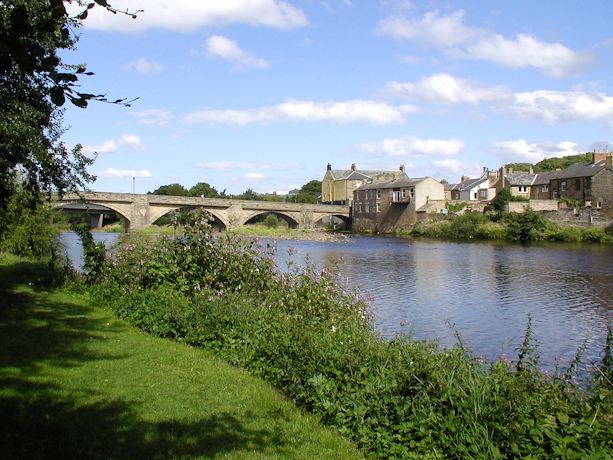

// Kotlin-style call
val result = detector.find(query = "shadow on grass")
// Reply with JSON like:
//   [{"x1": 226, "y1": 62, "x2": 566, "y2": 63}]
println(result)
[
  {"x1": 0, "y1": 377, "x2": 286, "y2": 459},
  {"x1": 0, "y1": 260, "x2": 290, "y2": 458}
]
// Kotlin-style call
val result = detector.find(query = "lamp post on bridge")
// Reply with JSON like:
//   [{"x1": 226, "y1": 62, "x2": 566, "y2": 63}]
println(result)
[{"x1": 132, "y1": 176, "x2": 135, "y2": 195}]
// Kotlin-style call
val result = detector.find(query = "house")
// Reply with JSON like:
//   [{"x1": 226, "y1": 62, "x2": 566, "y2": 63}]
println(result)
[
  {"x1": 530, "y1": 171, "x2": 558, "y2": 200},
  {"x1": 549, "y1": 153, "x2": 613, "y2": 214},
  {"x1": 451, "y1": 168, "x2": 497, "y2": 201},
  {"x1": 321, "y1": 163, "x2": 406, "y2": 206},
  {"x1": 499, "y1": 168, "x2": 536, "y2": 198},
  {"x1": 443, "y1": 183, "x2": 458, "y2": 200},
  {"x1": 352, "y1": 176, "x2": 445, "y2": 232}
]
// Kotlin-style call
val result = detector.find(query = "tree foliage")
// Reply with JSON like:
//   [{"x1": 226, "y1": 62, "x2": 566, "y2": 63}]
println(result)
[
  {"x1": 0, "y1": 0, "x2": 138, "y2": 212},
  {"x1": 149, "y1": 183, "x2": 189, "y2": 196},
  {"x1": 288, "y1": 179, "x2": 321, "y2": 204}
]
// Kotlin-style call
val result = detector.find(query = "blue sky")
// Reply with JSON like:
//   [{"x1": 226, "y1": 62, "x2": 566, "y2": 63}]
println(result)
[{"x1": 62, "y1": 0, "x2": 613, "y2": 194}]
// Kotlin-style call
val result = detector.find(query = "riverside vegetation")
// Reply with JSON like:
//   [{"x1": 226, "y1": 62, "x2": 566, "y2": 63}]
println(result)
[{"x1": 87, "y1": 209, "x2": 611, "y2": 459}]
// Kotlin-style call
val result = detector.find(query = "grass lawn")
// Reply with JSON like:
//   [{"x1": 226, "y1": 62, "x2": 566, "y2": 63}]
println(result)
[{"x1": 0, "y1": 256, "x2": 362, "y2": 459}]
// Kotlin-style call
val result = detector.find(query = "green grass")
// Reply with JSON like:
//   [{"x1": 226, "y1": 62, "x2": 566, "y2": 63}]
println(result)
[{"x1": 0, "y1": 257, "x2": 362, "y2": 459}]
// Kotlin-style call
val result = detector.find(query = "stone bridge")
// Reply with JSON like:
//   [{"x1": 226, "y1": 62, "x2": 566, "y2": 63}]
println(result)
[{"x1": 55, "y1": 192, "x2": 351, "y2": 231}]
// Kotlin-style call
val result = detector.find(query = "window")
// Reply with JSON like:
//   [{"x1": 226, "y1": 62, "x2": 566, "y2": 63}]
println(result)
[
  {"x1": 575, "y1": 179, "x2": 581, "y2": 190},
  {"x1": 596, "y1": 201, "x2": 602, "y2": 209},
  {"x1": 473, "y1": 192, "x2": 478, "y2": 199},
  {"x1": 542, "y1": 185, "x2": 549, "y2": 192},
  {"x1": 376, "y1": 202, "x2": 380, "y2": 212},
  {"x1": 376, "y1": 189, "x2": 380, "y2": 199},
  {"x1": 561, "y1": 181, "x2": 567, "y2": 192},
  {"x1": 401, "y1": 189, "x2": 406, "y2": 198},
  {"x1": 518, "y1": 186, "x2": 528, "y2": 193},
  {"x1": 409, "y1": 188, "x2": 415, "y2": 198},
  {"x1": 365, "y1": 203, "x2": 370, "y2": 213}
]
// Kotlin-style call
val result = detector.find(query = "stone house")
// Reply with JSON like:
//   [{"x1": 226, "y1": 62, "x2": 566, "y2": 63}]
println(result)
[
  {"x1": 498, "y1": 168, "x2": 536, "y2": 198},
  {"x1": 352, "y1": 177, "x2": 445, "y2": 233},
  {"x1": 530, "y1": 171, "x2": 558, "y2": 200},
  {"x1": 321, "y1": 163, "x2": 406, "y2": 206},
  {"x1": 549, "y1": 153, "x2": 613, "y2": 215}
]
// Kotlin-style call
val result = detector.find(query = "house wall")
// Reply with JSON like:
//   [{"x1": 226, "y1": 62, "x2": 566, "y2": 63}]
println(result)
[
  {"x1": 321, "y1": 171, "x2": 335, "y2": 203},
  {"x1": 510, "y1": 185, "x2": 531, "y2": 198},
  {"x1": 531, "y1": 184, "x2": 550, "y2": 200},
  {"x1": 550, "y1": 177, "x2": 588, "y2": 202},
  {"x1": 591, "y1": 168, "x2": 613, "y2": 218},
  {"x1": 414, "y1": 178, "x2": 444, "y2": 208},
  {"x1": 507, "y1": 200, "x2": 558, "y2": 213}
]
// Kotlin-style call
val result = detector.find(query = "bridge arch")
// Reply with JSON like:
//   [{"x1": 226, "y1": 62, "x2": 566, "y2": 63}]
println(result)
[
  {"x1": 314, "y1": 214, "x2": 352, "y2": 229},
  {"x1": 56, "y1": 201, "x2": 132, "y2": 228},
  {"x1": 242, "y1": 211, "x2": 300, "y2": 229},
  {"x1": 152, "y1": 205, "x2": 229, "y2": 231}
]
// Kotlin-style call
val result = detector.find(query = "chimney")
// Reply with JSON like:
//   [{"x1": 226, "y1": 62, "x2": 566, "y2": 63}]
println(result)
[
  {"x1": 327, "y1": 163, "x2": 332, "y2": 171},
  {"x1": 593, "y1": 151, "x2": 607, "y2": 163},
  {"x1": 399, "y1": 164, "x2": 405, "y2": 173},
  {"x1": 529, "y1": 166, "x2": 534, "y2": 174},
  {"x1": 351, "y1": 163, "x2": 356, "y2": 171},
  {"x1": 607, "y1": 154, "x2": 613, "y2": 168},
  {"x1": 508, "y1": 168, "x2": 513, "y2": 174},
  {"x1": 461, "y1": 175, "x2": 469, "y2": 182}
]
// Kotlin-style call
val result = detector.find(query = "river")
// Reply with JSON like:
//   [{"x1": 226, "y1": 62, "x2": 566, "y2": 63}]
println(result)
[{"x1": 60, "y1": 232, "x2": 612, "y2": 373}]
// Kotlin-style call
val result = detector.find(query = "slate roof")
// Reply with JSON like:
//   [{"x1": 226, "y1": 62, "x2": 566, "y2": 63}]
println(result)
[
  {"x1": 355, "y1": 175, "x2": 431, "y2": 191},
  {"x1": 457, "y1": 175, "x2": 488, "y2": 192},
  {"x1": 328, "y1": 169, "x2": 404, "y2": 181},
  {"x1": 532, "y1": 170, "x2": 560, "y2": 185},
  {"x1": 444, "y1": 183, "x2": 459, "y2": 192},
  {"x1": 505, "y1": 172, "x2": 536, "y2": 186},
  {"x1": 552, "y1": 160, "x2": 606, "y2": 179}
]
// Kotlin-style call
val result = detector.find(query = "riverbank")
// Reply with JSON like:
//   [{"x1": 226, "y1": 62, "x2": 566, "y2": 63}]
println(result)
[
  {"x1": 88, "y1": 212, "x2": 613, "y2": 459},
  {"x1": 0, "y1": 255, "x2": 361, "y2": 459}
]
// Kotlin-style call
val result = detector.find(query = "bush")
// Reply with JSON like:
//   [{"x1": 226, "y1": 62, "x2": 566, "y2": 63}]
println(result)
[
  {"x1": 505, "y1": 208, "x2": 546, "y2": 241},
  {"x1": 91, "y1": 209, "x2": 613, "y2": 459},
  {"x1": 264, "y1": 213, "x2": 280, "y2": 228}
]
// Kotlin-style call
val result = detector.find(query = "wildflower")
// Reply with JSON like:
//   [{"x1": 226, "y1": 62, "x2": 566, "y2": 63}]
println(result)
[{"x1": 331, "y1": 325, "x2": 337, "y2": 333}]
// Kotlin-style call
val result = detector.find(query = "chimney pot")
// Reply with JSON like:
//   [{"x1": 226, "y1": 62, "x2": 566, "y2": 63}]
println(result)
[
  {"x1": 400, "y1": 164, "x2": 405, "y2": 172},
  {"x1": 327, "y1": 163, "x2": 332, "y2": 171},
  {"x1": 351, "y1": 163, "x2": 356, "y2": 171}
]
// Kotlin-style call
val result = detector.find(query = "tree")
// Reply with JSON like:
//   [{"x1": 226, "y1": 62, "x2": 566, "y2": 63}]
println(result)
[
  {"x1": 288, "y1": 179, "x2": 321, "y2": 203},
  {"x1": 149, "y1": 183, "x2": 189, "y2": 196},
  {"x1": 238, "y1": 188, "x2": 258, "y2": 201},
  {"x1": 0, "y1": 0, "x2": 138, "y2": 213},
  {"x1": 189, "y1": 182, "x2": 221, "y2": 198},
  {"x1": 490, "y1": 188, "x2": 512, "y2": 212}
]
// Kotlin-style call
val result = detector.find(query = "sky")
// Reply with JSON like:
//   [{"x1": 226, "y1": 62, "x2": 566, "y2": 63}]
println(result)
[{"x1": 61, "y1": 0, "x2": 613, "y2": 195}]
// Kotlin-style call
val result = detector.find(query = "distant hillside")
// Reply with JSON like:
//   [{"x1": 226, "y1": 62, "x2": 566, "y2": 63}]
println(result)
[{"x1": 505, "y1": 152, "x2": 595, "y2": 173}]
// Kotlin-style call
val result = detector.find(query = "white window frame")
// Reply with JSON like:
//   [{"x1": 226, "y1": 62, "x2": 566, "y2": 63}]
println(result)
[{"x1": 561, "y1": 181, "x2": 567, "y2": 192}]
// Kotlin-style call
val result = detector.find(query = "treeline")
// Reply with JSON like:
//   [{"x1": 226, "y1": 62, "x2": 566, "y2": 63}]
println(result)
[
  {"x1": 148, "y1": 180, "x2": 321, "y2": 204},
  {"x1": 505, "y1": 152, "x2": 595, "y2": 173}
]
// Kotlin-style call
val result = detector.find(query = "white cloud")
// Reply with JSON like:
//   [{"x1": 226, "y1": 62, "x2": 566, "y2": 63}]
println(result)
[
  {"x1": 82, "y1": 140, "x2": 117, "y2": 155},
  {"x1": 182, "y1": 100, "x2": 418, "y2": 125},
  {"x1": 99, "y1": 168, "x2": 151, "y2": 178},
  {"x1": 82, "y1": 135, "x2": 144, "y2": 154},
  {"x1": 431, "y1": 159, "x2": 482, "y2": 181},
  {"x1": 129, "y1": 109, "x2": 173, "y2": 126},
  {"x1": 125, "y1": 58, "x2": 164, "y2": 74},
  {"x1": 378, "y1": 11, "x2": 474, "y2": 47},
  {"x1": 386, "y1": 73, "x2": 511, "y2": 104},
  {"x1": 78, "y1": 0, "x2": 307, "y2": 32},
  {"x1": 377, "y1": 10, "x2": 588, "y2": 77},
  {"x1": 491, "y1": 139, "x2": 582, "y2": 163},
  {"x1": 464, "y1": 33, "x2": 590, "y2": 78},
  {"x1": 206, "y1": 35, "x2": 269, "y2": 69},
  {"x1": 196, "y1": 161, "x2": 298, "y2": 170},
  {"x1": 118, "y1": 134, "x2": 144, "y2": 150},
  {"x1": 360, "y1": 136, "x2": 463, "y2": 157},
  {"x1": 246, "y1": 173, "x2": 265, "y2": 179},
  {"x1": 511, "y1": 90, "x2": 613, "y2": 125}
]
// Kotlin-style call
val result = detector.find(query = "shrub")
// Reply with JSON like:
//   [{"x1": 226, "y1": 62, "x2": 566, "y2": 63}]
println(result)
[
  {"x1": 264, "y1": 213, "x2": 280, "y2": 228},
  {"x1": 505, "y1": 208, "x2": 546, "y2": 241}
]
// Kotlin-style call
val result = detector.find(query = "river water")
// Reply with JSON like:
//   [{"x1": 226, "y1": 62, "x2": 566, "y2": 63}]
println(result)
[{"x1": 60, "y1": 232, "x2": 612, "y2": 372}]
